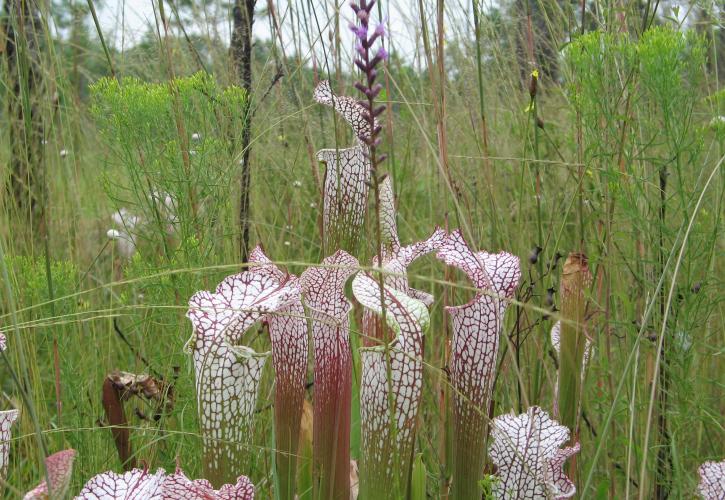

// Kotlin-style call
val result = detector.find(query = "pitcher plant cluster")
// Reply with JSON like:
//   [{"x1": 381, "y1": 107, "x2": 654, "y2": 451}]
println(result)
[{"x1": 1, "y1": 5, "x2": 723, "y2": 500}]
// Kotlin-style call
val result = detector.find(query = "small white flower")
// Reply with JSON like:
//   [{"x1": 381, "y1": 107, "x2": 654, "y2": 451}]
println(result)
[
  {"x1": 106, "y1": 228, "x2": 137, "y2": 259},
  {"x1": 59, "y1": 149, "x2": 68, "y2": 158},
  {"x1": 709, "y1": 116, "x2": 725, "y2": 130},
  {"x1": 189, "y1": 150, "x2": 197, "y2": 156},
  {"x1": 292, "y1": 180, "x2": 302, "y2": 188},
  {"x1": 285, "y1": 225, "x2": 293, "y2": 231},
  {"x1": 112, "y1": 208, "x2": 141, "y2": 229},
  {"x1": 309, "y1": 202, "x2": 317, "y2": 209},
  {"x1": 41, "y1": 139, "x2": 48, "y2": 145},
  {"x1": 191, "y1": 132, "x2": 201, "y2": 141},
  {"x1": 284, "y1": 241, "x2": 291, "y2": 246}
]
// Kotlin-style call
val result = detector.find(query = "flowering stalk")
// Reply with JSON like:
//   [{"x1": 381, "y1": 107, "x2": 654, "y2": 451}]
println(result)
[
  {"x1": 489, "y1": 406, "x2": 579, "y2": 499},
  {"x1": 300, "y1": 251, "x2": 358, "y2": 499},
  {"x1": 349, "y1": 0, "x2": 390, "y2": 343},
  {"x1": 354, "y1": 272, "x2": 429, "y2": 498},
  {"x1": 186, "y1": 265, "x2": 299, "y2": 487},
  {"x1": 435, "y1": 230, "x2": 521, "y2": 499},
  {"x1": 356, "y1": 176, "x2": 444, "y2": 495},
  {"x1": 248, "y1": 247, "x2": 308, "y2": 500}
]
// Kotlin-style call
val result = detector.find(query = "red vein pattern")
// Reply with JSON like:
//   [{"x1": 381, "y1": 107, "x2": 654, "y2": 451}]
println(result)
[
  {"x1": 313, "y1": 80, "x2": 376, "y2": 143},
  {"x1": 698, "y1": 460, "x2": 725, "y2": 499},
  {"x1": 24, "y1": 449, "x2": 76, "y2": 500},
  {"x1": 435, "y1": 229, "x2": 521, "y2": 499},
  {"x1": 162, "y1": 467, "x2": 255, "y2": 499},
  {"x1": 76, "y1": 468, "x2": 166, "y2": 499},
  {"x1": 353, "y1": 273, "x2": 429, "y2": 497},
  {"x1": 489, "y1": 406, "x2": 579, "y2": 499},
  {"x1": 0, "y1": 409, "x2": 19, "y2": 486},
  {"x1": 186, "y1": 266, "x2": 298, "y2": 486},
  {"x1": 378, "y1": 176, "x2": 400, "y2": 258},
  {"x1": 299, "y1": 250, "x2": 358, "y2": 499},
  {"x1": 248, "y1": 247, "x2": 308, "y2": 500},
  {"x1": 363, "y1": 177, "x2": 445, "y2": 345},
  {"x1": 314, "y1": 81, "x2": 372, "y2": 254}
]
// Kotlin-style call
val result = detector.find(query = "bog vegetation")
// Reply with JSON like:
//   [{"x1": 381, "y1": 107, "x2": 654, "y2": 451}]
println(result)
[{"x1": 0, "y1": 0, "x2": 723, "y2": 499}]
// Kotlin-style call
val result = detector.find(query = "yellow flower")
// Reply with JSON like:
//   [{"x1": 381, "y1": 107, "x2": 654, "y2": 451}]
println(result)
[{"x1": 531, "y1": 69, "x2": 539, "y2": 80}]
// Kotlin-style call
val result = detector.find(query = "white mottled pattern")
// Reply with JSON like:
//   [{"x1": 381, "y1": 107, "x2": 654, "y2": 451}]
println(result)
[
  {"x1": 186, "y1": 265, "x2": 298, "y2": 485},
  {"x1": 435, "y1": 229, "x2": 521, "y2": 493},
  {"x1": 698, "y1": 460, "x2": 725, "y2": 499},
  {"x1": 0, "y1": 409, "x2": 19, "y2": 484},
  {"x1": 24, "y1": 449, "x2": 76, "y2": 500},
  {"x1": 314, "y1": 80, "x2": 376, "y2": 252},
  {"x1": 248, "y1": 246, "x2": 307, "y2": 498},
  {"x1": 317, "y1": 145, "x2": 370, "y2": 252},
  {"x1": 313, "y1": 80, "x2": 376, "y2": 142},
  {"x1": 353, "y1": 273, "x2": 429, "y2": 484},
  {"x1": 75, "y1": 468, "x2": 166, "y2": 499},
  {"x1": 299, "y1": 250, "x2": 359, "y2": 496},
  {"x1": 162, "y1": 467, "x2": 255, "y2": 499},
  {"x1": 299, "y1": 250, "x2": 358, "y2": 411},
  {"x1": 437, "y1": 230, "x2": 520, "y2": 429},
  {"x1": 490, "y1": 406, "x2": 578, "y2": 499}
]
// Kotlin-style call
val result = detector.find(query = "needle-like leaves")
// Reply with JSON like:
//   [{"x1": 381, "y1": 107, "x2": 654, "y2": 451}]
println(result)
[{"x1": 489, "y1": 406, "x2": 579, "y2": 499}]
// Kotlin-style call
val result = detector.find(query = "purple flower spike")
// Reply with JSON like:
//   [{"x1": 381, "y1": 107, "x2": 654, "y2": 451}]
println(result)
[{"x1": 348, "y1": 0, "x2": 388, "y2": 153}]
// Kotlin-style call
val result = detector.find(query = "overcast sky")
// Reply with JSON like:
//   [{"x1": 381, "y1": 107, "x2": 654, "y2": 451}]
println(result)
[{"x1": 94, "y1": 0, "x2": 480, "y2": 64}]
